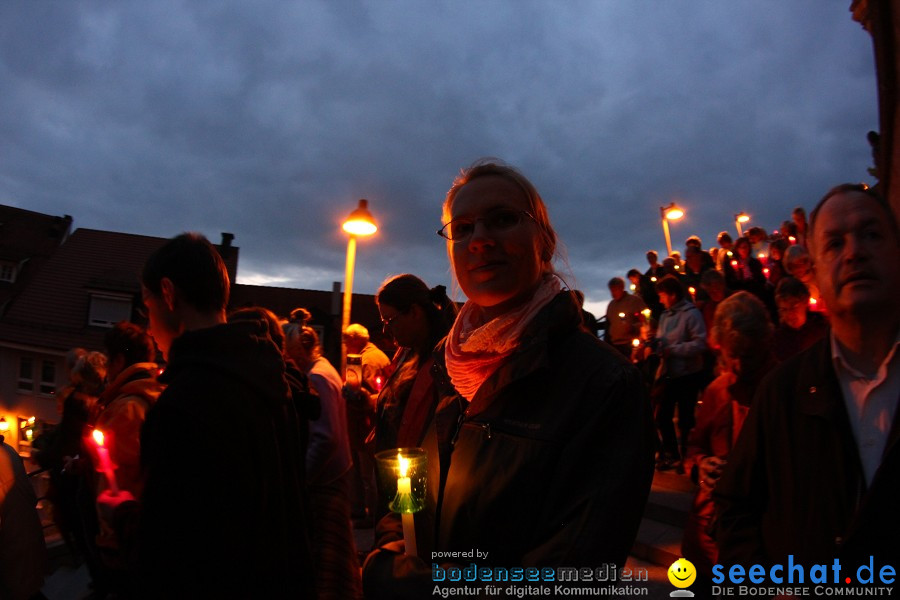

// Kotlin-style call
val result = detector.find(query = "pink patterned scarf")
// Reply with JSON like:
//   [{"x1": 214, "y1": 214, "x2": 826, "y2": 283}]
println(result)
[{"x1": 445, "y1": 275, "x2": 563, "y2": 400}]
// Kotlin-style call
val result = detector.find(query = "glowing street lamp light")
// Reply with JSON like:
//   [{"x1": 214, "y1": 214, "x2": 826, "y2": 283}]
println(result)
[
  {"x1": 341, "y1": 199, "x2": 377, "y2": 375},
  {"x1": 735, "y1": 212, "x2": 750, "y2": 238},
  {"x1": 660, "y1": 203, "x2": 684, "y2": 257}
]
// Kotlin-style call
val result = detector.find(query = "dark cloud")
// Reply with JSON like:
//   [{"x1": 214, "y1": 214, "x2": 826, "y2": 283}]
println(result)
[{"x1": 0, "y1": 0, "x2": 877, "y2": 314}]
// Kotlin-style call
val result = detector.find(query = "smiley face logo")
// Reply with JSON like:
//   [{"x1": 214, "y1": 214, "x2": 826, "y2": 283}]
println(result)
[{"x1": 668, "y1": 558, "x2": 696, "y2": 588}]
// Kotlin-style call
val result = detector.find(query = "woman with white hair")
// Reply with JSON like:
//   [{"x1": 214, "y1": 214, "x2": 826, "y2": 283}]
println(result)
[{"x1": 681, "y1": 291, "x2": 776, "y2": 598}]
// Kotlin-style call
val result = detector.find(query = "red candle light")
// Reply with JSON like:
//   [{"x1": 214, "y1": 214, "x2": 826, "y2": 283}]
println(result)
[{"x1": 92, "y1": 429, "x2": 120, "y2": 495}]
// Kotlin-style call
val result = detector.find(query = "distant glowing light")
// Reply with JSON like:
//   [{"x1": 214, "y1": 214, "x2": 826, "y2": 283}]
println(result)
[
  {"x1": 342, "y1": 199, "x2": 378, "y2": 236},
  {"x1": 664, "y1": 207, "x2": 684, "y2": 220}
]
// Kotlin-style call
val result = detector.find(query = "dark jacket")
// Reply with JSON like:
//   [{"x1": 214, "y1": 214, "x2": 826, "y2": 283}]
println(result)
[
  {"x1": 714, "y1": 336, "x2": 900, "y2": 571},
  {"x1": 363, "y1": 292, "x2": 655, "y2": 598},
  {"x1": 138, "y1": 320, "x2": 313, "y2": 599},
  {"x1": 723, "y1": 255, "x2": 766, "y2": 298}
]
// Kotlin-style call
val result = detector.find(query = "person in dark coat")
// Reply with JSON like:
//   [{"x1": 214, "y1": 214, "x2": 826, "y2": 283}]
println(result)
[
  {"x1": 362, "y1": 160, "x2": 655, "y2": 599},
  {"x1": 102, "y1": 233, "x2": 314, "y2": 599},
  {"x1": 772, "y1": 276, "x2": 828, "y2": 363},
  {"x1": 714, "y1": 184, "x2": 900, "y2": 577}
]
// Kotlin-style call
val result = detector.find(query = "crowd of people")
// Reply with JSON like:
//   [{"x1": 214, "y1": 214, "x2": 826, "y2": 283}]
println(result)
[
  {"x1": 603, "y1": 183, "x2": 898, "y2": 596},
  {"x1": 604, "y1": 206, "x2": 832, "y2": 477},
  {"x1": 2, "y1": 161, "x2": 897, "y2": 600}
]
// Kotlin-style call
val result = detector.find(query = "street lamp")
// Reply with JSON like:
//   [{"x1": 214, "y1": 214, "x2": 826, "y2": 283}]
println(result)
[
  {"x1": 735, "y1": 212, "x2": 750, "y2": 238},
  {"x1": 660, "y1": 202, "x2": 684, "y2": 257},
  {"x1": 341, "y1": 199, "x2": 377, "y2": 375}
]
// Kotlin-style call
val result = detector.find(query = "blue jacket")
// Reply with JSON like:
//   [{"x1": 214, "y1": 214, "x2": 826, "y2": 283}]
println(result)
[{"x1": 657, "y1": 299, "x2": 707, "y2": 378}]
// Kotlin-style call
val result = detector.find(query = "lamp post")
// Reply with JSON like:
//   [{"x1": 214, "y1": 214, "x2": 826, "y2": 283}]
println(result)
[
  {"x1": 735, "y1": 212, "x2": 750, "y2": 238},
  {"x1": 341, "y1": 199, "x2": 377, "y2": 375},
  {"x1": 660, "y1": 203, "x2": 684, "y2": 257}
]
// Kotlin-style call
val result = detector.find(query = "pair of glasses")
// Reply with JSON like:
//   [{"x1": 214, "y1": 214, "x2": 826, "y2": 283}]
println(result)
[
  {"x1": 437, "y1": 208, "x2": 536, "y2": 242},
  {"x1": 381, "y1": 312, "x2": 402, "y2": 329}
]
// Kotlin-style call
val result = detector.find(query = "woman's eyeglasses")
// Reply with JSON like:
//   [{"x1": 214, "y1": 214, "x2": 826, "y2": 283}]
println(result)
[
  {"x1": 437, "y1": 208, "x2": 536, "y2": 242},
  {"x1": 381, "y1": 313, "x2": 402, "y2": 329}
]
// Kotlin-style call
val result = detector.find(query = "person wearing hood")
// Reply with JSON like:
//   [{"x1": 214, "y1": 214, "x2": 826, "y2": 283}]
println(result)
[{"x1": 102, "y1": 233, "x2": 314, "y2": 599}]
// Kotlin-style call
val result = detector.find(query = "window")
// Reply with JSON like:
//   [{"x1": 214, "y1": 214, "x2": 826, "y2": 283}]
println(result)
[
  {"x1": 40, "y1": 360, "x2": 56, "y2": 395},
  {"x1": 0, "y1": 262, "x2": 16, "y2": 283},
  {"x1": 17, "y1": 356, "x2": 34, "y2": 392},
  {"x1": 88, "y1": 293, "x2": 132, "y2": 327}
]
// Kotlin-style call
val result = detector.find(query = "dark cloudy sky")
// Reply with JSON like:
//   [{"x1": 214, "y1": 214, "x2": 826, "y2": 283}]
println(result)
[{"x1": 0, "y1": 1, "x2": 878, "y2": 315}]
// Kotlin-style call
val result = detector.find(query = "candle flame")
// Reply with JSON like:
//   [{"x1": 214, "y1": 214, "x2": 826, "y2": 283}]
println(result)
[
  {"x1": 93, "y1": 429, "x2": 105, "y2": 447},
  {"x1": 731, "y1": 260, "x2": 738, "y2": 267},
  {"x1": 650, "y1": 277, "x2": 657, "y2": 282},
  {"x1": 632, "y1": 338, "x2": 640, "y2": 348},
  {"x1": 642, "y1": 309, "x2": 651, "y2": 318},
  {"x1": 398, "y1": 452, "x2": 409, "y2": 478},
  {"x1": 809, "y1": 297, "x2": 817, "y2": 305},
  {"x1": 618, "y1": 312, "x2": 626, "y2": 318},
  {"x1": 688, "y1": 287, "x2": 696, "y2": 295}
]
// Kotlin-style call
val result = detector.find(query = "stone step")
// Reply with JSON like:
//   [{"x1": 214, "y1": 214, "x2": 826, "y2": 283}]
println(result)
[{"x1": 630, "y1": 470, "x2": 697, "y2": 567}]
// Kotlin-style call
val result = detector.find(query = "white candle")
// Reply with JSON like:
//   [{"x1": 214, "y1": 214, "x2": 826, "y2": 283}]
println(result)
[
  {"x1": 397, "y1": 452, "x2": 417, "y2": 556},
  {"x1": 92, "y1": 429, "x2": 120, "y2": 495}
]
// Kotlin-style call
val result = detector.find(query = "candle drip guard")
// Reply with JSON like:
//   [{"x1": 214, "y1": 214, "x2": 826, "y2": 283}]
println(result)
[{"x1": 375, "y1": 447, "x2": 427, "y2": 514}]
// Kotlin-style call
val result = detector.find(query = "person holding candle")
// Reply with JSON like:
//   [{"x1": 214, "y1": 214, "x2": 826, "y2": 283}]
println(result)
[
  {"x1": 784, "y1": 243, "x2": 827, "y2": 315},
  {"x1": 652, "y1": 275, "x2": 708, "y2": 473},
  {"x1": 95, "y1": 322, "x2": 163, "y2": 500},
  {"x1": 723, "y1": 236, "x2": 767, "y2": 301},
  {"x1": 82, "y1": 322, "x2": 163, "y2": 595},
  {"x1": 363, "y1": 160, "x2": 655, "y2": 599},
  {"x1": 604, "y1": 276, "x2": 647, "y2": 357}
]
